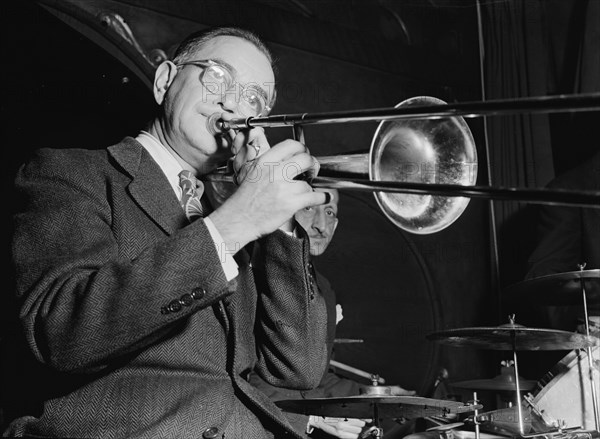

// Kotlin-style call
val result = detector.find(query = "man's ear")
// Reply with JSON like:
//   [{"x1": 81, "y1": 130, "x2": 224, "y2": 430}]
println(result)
[{"x1": 153, "y1": 60, "x2": 178, "y2": 105}]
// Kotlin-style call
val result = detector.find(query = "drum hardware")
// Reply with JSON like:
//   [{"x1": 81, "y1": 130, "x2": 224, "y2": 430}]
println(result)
[
  {"x1": 465, "y1": 405, "x2": 534, "y2": 436},
  {"x1": 522, "y1": 394, "x2": 561, "y2": 430},
  {"x1": 205, "y1": 94, "x2": 600, "y2": 236},
  {"x1": 361, "y1": 425, "x2": 384, "y2": 438},
  {"x1": 426, "y1": 315, "x2": 600, "y2": 436},
  {"x1": 463, "y1": 407, "x2": 584, "y2": 439},
  {"x1": 360, "y1": 377, "x2": 393, "y2": 395}
]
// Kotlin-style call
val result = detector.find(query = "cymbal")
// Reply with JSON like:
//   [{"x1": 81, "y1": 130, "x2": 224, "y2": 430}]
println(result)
[
  {"x1": 426, "y1": 323, "x2": 599, "y2": 350},
  {"x1": 451, "y1": 377, "x2": 536, "y2": 392},
  {"x1": 275, "y1": 395, "x2": 482, "y2": 419},
  {"x1": 503, "y1": 269, "x2": 600, "y2": 305}
]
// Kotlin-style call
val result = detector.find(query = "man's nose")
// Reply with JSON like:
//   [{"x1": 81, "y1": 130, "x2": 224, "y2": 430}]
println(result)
[
  {"x1": 219, "y1": 88, "x2": 239, "y2": 114},
  {"x1": 312, "y1": 210, "x2": 327, "y2": 233}
]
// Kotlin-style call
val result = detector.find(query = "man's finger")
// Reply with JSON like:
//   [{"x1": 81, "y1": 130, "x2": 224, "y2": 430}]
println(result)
[
  {"x1": 293, "y1": 187, "x2": 329, "y2": 210},
  {"x1": 259, "y1": 139, "x2": 307, "y2": 163}
]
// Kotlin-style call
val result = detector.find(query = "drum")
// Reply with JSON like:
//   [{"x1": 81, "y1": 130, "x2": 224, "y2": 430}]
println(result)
[{"x1": 531, "y1": 346, "x2": 599, "y2": 430}]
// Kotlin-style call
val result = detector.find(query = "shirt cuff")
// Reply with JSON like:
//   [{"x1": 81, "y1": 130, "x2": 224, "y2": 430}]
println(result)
[
  {"x1": 306, "y1": 416, "x2": 316, "y2": 434},
  {"x1": 204, "y1": 217, "x2": 239, "y2": 281}
]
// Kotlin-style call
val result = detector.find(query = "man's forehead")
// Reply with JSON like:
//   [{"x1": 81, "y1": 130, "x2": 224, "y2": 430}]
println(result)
[
  {"x1": 192, "y1": 36, "x2": 271, "y2": 71},
  {"x1": 192, "y1": 36, "x2": 235, "y2": 58}
]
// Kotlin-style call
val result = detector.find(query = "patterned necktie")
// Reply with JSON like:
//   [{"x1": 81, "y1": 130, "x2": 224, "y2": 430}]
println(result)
[{"x1": 178, "y1": 170, "x2": 205, "y2": 221}]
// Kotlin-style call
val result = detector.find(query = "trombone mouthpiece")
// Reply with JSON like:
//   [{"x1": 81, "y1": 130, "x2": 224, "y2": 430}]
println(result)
[{"x1": 206, "y1": 113, "x2": 231, "y2": 135}]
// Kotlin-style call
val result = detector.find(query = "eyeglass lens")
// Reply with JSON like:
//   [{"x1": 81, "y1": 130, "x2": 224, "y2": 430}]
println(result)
[{"x1": 200, "y1": 65, "x2": 267, "y2": 117}]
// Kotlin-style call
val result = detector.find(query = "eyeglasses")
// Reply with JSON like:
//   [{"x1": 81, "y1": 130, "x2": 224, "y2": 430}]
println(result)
[{"x1": 176, "y1": 59, "x2": 272, "y2": 118}]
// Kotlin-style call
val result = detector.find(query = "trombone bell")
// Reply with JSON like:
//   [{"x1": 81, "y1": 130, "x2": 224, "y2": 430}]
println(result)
[
  {"x1": 370, "y1": 96, "x2": 477, "y2": 234},
  {"x1": 316, "y1": 97, "x2": 478, "y2": 234}
]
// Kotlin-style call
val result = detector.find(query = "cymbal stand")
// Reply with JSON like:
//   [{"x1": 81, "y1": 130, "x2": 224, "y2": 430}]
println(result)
[
  {"x1": 472, "y1": 391, "x2": 481, "y2": 439},
  {"x1": 507, "y1": 315, "x2": 525, "y2": 436},
  {"x1": 507, "y1": 335, "x2": 560, "y2": 439},
  {"x1": 359, "y1": 377, "x2": 385, "y2": 438},
  {"x1": 360, "y1": 402, "x2": 383, "y2": 438},
  {"x1": 578, "y1": 263, "x2": 600, "y2": 431}
]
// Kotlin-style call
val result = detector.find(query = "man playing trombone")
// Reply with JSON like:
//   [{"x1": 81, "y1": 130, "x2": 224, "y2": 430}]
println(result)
[{"x1": 5, "y1": 26, "x2": 330, "y2": 438}]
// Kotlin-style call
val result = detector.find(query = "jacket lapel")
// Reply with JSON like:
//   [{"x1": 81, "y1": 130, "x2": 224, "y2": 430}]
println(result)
[{"x1": 109, "y1": 137, "x2": 188, "y2": 235}]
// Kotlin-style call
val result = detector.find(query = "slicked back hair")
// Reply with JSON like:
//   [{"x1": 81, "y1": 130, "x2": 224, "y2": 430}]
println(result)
[{"x1": 173, "y1": 27, "x2": 273, "y2": 65}]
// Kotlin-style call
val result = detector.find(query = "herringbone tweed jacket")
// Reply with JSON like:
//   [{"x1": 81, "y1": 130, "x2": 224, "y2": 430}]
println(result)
[
  {"x1": 250, "y1": 270, "x2": 361, "y2": 437},
  {"x1": 5, "y1": 137, "x2": 328, "y2": 438}
]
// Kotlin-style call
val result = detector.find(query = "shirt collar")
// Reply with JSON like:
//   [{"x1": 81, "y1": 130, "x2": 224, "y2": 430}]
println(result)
[{"x1": 136, "y1": 131, "x2": 184, "y2": 197}]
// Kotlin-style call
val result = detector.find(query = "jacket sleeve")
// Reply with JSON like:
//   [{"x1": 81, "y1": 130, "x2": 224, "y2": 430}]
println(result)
[
  {"x1": 251, "y1": 229, "x2": 329, "y2": 390},
  {"x1": 11, "y1": 149, "x2": 235, "y2": 373}
]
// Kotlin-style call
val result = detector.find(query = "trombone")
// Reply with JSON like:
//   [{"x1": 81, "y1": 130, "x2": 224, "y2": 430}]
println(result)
[{"x1": 203, "y1": 93, "x2": 600, "y2": 234}]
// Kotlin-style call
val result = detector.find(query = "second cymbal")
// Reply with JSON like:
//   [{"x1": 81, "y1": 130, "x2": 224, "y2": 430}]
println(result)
[
  {"x1": 427, "y1": 323, "x2": 599, "y2": 350},
  {"x1": 503, "y1": 269, "x2": 600, "y2": 306},
  {"x1": 452, "y1": 361, "x2": 536, "y2": 391}
]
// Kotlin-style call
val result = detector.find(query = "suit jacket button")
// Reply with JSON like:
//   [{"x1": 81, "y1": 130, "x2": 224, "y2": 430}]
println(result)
[
  {"x1": 191, "y1": 288, "x2": 206, "y2": 300},
  {"x1": 167, "y1": 300, "x2": 182, "y2": 313},
  {"x1": 180, "y1": 293, "x2": 194, "y2": 306},
  {"x1": 202, "y1": 427, "x2": 220, "y2": 438}
]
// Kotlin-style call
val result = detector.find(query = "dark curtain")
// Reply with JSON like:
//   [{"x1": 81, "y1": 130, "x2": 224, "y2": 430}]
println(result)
[{"x1": 481, "y1": 0, "x2": 600, "y2": 288}]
